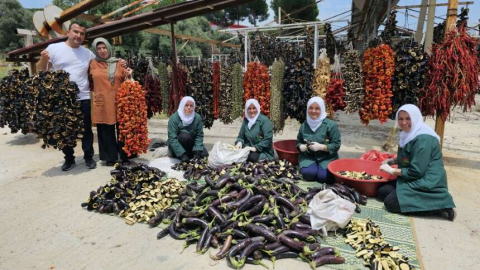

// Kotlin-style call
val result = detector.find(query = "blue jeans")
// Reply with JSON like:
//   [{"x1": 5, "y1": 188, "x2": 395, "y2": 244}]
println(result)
[{"x1": 300, "y1": 162, "x2": 333, "y2": 184}]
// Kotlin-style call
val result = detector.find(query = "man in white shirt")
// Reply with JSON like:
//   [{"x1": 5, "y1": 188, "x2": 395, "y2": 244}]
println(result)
[{"x1": 37, "y1": 23, "x2": 97, "y2": 171}]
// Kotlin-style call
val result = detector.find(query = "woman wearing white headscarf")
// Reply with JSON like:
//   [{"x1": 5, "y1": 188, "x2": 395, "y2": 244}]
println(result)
[
  {"x1": 235, "y1": 99, "x2": 274, "y2": 162},
  {"x1": 378, "y1": 104, "x2": 456, "y2": 221},
  {"x1": 168, "y1": 96, "x2": 208, "y2": 162},
  {"x1": 296, "y1": 97, "x2": 341, "y2": 183}
]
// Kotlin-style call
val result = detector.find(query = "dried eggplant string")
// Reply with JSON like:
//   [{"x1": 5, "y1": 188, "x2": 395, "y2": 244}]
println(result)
[
  {"x1": 212, "y1": 61, "x2": 220, "y2": 119},
  {"x1": 283, "y1": 56, "x2": 314, "y2": 123},
  {"x1": 186, "y1": 61, "x2": 214, "y2": 129},
  {"x1": 343, "y1": 48, "x2": 365, "y2": 113},
  {"x1": 219, "y1": 62, "x2": 234, "y2": 124},
  {"x1": 270, "y1": 58, "x2": 285, "y2": 134}
]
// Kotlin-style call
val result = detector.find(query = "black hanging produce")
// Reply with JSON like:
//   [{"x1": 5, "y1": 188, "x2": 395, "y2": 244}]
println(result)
[
  {"x1": 0, "y1": 68, "x2": 34, "y2": 134},
  {"x1": 343, "y1": 49, "x2": 365, "y2": 114},
  {"x1": 283, "y1": 57, "x2": 314, "y2": 123},
  {"x1": 144, "y1": 66, "x2": 162, "y2": 119},
  {"x1": 391, "y1": 39, "x2": 428, "y2": 115},
  {"x1": 158, "y1": 62, "x2": 170, "y2": 114},
  {"x1": 219, "y1": 62, "x2": 234, "y2": 124},
  {"x1": 381, "y1": 10, "x2": 397, "y2": 45},
  {"x1": 186, "y1": 61, "x2": 214, "y2": 129},
  {"x1": 324, "y1": 23, "x2": 336, "y2": 63}
]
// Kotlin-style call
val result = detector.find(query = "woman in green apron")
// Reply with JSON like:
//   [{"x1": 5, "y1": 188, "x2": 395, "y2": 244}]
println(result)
[
  {"x1": 296, "y1": 97, "x2": 341, "y2": 184},
  {"x1": 379, "y1": 104, "x2": 456, "y2": 221},
  {"x1": 168, "y1": 96, "x2": 208, "y2": 162},
  {"x1": 235, "y1": 99, "x2": 274, "y2": 162}
]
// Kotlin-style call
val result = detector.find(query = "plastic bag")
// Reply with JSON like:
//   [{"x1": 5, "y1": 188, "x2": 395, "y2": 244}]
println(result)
[
  {"x1": 208, "y1": 142, "x2": 250, "y2": 168},
  {"x1": 307, "y1": 189, "x2": 356, "y2": 236},
  {"x1": 360, "y1": 150, "x2": 396, "y2": 162}
]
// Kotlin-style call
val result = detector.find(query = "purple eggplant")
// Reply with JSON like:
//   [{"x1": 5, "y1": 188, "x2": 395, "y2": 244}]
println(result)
[
  {"x1": 207, "y1": 206, "x2": 226, "y2": 224},
  {"x1": 311, "y1": 247, "x2": 335, "y2": 259},
  {"x1": 279, "y1": 235, "x2": 305, "y2": 251},
  {"x1": 314, "y1": 255, "x2": 345, "y2": 267},
  {"x1": 211, "y1": 234, "x2": 233, "y2": 260},
  {"x1": 245, "y1": 223, "x2": 277, "y2": 242}
]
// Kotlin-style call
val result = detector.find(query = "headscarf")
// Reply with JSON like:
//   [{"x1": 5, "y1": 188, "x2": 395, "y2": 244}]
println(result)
[
  {"x1": 306, "y1": 97, "x2": 327, "y2": 132},
  {"x1": 92, "y1": 38, "x2": 119, "y2": 85},
  {"x1": 177, "y1": 96, "x2": 196, "y2": 126},
  {"x1": 245, "y1": 99, "x2": 261, "y2": 130},
  {"x1": 396, "y1": 104, "x2": 440, "y2": 147}
]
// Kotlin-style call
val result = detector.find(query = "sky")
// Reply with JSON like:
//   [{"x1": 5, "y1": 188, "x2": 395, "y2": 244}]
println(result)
[{"x1": 19, "y1": 0, "x2": 480, "y2": 35}]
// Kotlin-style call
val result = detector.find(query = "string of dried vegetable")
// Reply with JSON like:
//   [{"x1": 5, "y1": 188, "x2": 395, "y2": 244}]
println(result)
[
  {"x1": 219, "y1": 62, "x2": 234, "y2": 124},
  {"x1": 381, "y1": 10, "x2": 397, "y2": 45},
  {"x1": 158, "y1": 62, "x2": 170, "y2": 115},
  {"x1": 312, "y1": 50, "x2": 334, "y2": 117},
  {"x1": 326, "y1": 55, "x2": 346, "y2": 112},
  {"x1": 213, "y1": 61, "x2": 220, "y2": 119},
  {"x1": 343, "y1": 49, "x2": 364, "y2": 113},
  {"x1": 231, "y1": 63, "x2": 244, "y2": 120},
  {"x1": 270, "y1": 59, "x2": 285, "y2": 134},
  {"x1": 144, "y1": 61, "x2": 162, "y2": 119},
  {"x1": 420, "y1": 24, "x2": 479, "y2": 119},
  {"x1": 243, "y1": 61, "x2": 270, "y2": 116},
  {"x1": 360, "y1": 44, "x2": 395, "y2": 125},
  {"x1": 0, "y1": 69, "x2": 34, "y2": 134},
  {"x1": 186, "y1": 61, "x2": 214, "y2": 129},
  {"x1": 117, "y1": 80, "x2": 150, "y2": 157},
  {"x1": 168, "y1": 63, "x2": 188, "y2": 116},
  {"x1": 324, "y1": 23, "x2": 336, "y2": 63},
  {"x1": 391, "y1": 39, "x2": 428, "y2": 114},
  {"x1": 283, "y1": 57, "x2": 314, "y2": 123}
]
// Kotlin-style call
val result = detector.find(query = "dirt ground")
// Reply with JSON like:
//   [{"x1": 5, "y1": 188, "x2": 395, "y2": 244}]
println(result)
[{"x1": 0, "y1": 100, "x2": 479, "y2": 270}]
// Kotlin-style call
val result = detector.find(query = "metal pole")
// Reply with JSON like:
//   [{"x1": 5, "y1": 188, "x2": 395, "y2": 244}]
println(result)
[
  {"x1": 244, "y1": 31, "x2": 248, "y2": 70},
  {"x1": 435, "y1": 0, "x2": 458, "y2": 149},
  {"x1": 278, "y1": 7, "x2": 281, "y2": 24},
  {"x1": 314, "y1": 23, "x2": 318, "y2": 69},
  {"x1": 415, "y1": 0, "x2": 429, "y2": 42},
  {"x1": 424, "y1": 0, "x2": 437, "y2": 54},
  {"x1": 171, "y1": 23, "x2": 179, "y2": 112}
]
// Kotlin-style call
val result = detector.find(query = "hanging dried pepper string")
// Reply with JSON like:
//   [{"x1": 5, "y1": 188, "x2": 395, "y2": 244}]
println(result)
[
  {"x1": 312, "y1": 49, "x2": 334, "y2": 117},
  {"x1": 158, "y1": 62, "x2": 170, "y2": 115},
  {"x1": 326, "y1": 54, "x2": 346, "y2": 112},
  {"x1": 360, "y1": 44, "x2": 395, "y2": 125},
  {"x1": 117, "y1": 80, "x2": 150, "y2": 157},
  {"x1": 212, "y1": 61, "x2": 220, "y2": 119},
  {"x1": 420, "y1": 24, "x2": 479, "y2": 119},
  {"x1": 243, "y1": 61, "x2": 270, "y2": 116},
  {"x1": 231, "y1": 63, "x2": 244, "y2": 120},
  {"x1": 143, "y1": 63, "x2": 162, "y2": 119}
]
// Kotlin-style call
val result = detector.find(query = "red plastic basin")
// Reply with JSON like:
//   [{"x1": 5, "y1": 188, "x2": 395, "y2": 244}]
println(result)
[
  {"x1": 327, "y1": 158, "x2": 397, "y2": 197},
  {"x1": 273, "y1": 140, "x2": 299, "y2": 166}
]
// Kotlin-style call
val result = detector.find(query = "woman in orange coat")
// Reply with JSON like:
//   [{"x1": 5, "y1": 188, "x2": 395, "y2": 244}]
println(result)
[{"x1": 89, "y1": 37, "x2": 132, "y2": 166}]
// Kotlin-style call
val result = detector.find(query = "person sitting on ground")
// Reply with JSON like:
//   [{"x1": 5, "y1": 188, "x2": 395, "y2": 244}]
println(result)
[
  {"x1": 89, "y1": 37, "x2": 133, "y2": 166},
  {"x1": 167, "y1": 96, "x2": 208, "y2": 162},
  {"x1": 378, "y1": 104, "x2": 456, "y2": 221},
  {"x1": 296, "y1": 97, "x2": 341, "y2": 184},
  {"x1": 235, "y1": 99, "x2": 274, "y2": 162}
]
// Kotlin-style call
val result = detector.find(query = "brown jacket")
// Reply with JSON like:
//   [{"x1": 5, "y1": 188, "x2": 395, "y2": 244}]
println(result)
[{"x1": 89, "y1": 60, "x2": 126, "y2": 124}]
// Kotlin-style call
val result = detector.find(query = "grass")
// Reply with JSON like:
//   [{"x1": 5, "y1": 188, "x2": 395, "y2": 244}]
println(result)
[{"x1": 0, "y1": 65, "x2": 22, "y2": 79}]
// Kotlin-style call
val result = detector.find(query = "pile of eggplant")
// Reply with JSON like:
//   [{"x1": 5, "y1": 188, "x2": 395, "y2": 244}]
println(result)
[
  {"x1": 186, "y1": 61, "x2": 215, "y2": 129},
  {"x1": 391, "y1": 39, "x2": 428, "y2": 115},
  {"x1": 81, "y1": 163, "x2": 175, "y2": 220},
  {"x1": 155, "y1": 174, "x2": 346, "y2": 269},
  {"x1": 171, "y1": 157, "x2": 210, "y2": 180},
  {"x1": 283, "y1": 56, "x2": 314, "y2": 123},
  {"x1": 0, "y1": 68, "x2": 34, "y2": 134}
]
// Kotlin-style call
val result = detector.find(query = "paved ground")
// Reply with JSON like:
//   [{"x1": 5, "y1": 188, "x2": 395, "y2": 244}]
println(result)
[{"x1": 0, "y1": 103, "x2": 479, "y2": 270}]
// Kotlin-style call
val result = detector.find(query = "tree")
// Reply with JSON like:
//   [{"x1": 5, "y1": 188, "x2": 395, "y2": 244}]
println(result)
[
  {"x1": 206, "y1": 0, "x2": 269, "y2": 27},
  {"x1": 271, "y1": 0, "x2": 319, "y2": 22},
  {"x1": 0, "y1": 0, "x2": 34, "y2": 52}
]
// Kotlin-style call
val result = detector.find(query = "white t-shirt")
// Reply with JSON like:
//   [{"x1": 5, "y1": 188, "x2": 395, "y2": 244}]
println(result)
[{"x1": 46, "y1": 42, "x2": 95, "y2": 100}]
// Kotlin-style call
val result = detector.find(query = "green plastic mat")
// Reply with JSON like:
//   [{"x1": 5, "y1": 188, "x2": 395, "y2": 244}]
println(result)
[{"x1": 298, "y1": 181, "x2": 421, "y2": 270}]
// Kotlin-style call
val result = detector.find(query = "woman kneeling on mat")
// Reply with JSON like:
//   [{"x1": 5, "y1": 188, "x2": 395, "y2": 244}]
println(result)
[
  {"x1": 168, "y1": 96, "x2": 208, "y2": 162},
  {"x1": 296, "y1": 97, "x2": 341, "y2": 184},
  {"x1": 235, "y1": 99, "x2": 274, "y2": 162},
  {"x1": 378, "y1": 104, "x2": 456, "y2": 221}
]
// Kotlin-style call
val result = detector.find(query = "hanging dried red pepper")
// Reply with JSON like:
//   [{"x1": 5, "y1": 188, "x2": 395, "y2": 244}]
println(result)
[
  {"x1": 144, "y1": 69, "x2": 162, "y2": 119},
  {"x1": 420, "y1": 24, "x2": 479, "y2": 119},
  {"x1": 212, "y1": 61, "x2": 220, "y2": 119},
  {"x1": 326, "y1": 54, "x2": 346, "y2": 112},
  {"x1": 117, "y1": 80, "x2": 150, "y2": 157},
  {"x1": 243, "y1": 61, "x2": 270, "y2": 116},
  {"x1": 360, "y1": 44, "x2": 395, "y2": 125}
]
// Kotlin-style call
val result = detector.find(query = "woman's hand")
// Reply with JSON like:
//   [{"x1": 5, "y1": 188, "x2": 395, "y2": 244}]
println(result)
[
  {"x1": 308, "y1": 142, "x2": 327, "y2": 152},
  {"x1": 299, "y1": 144, "x2": 308, "y2": 152},
  {"x1": 382, "y1": 158, "x2": 396, "y2": 165},
  {"x1": 235, "y1": 142, "x2": 242, "y2": 149},
  {"x1": 380, "y1": 164, "x2": 395, "y2": 175},
  {"x1": 126, "y1": 68, "x2": 133, "y2": 78}
]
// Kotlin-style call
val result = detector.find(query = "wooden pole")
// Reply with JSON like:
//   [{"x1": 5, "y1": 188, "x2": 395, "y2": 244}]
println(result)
[
  {"x1": 415, "y1": 0, "x2": 428, "y2": 42},
  {"x1": 171, "y1": 23, "x2": 179, "y2": 112},
  {"x1": 434, "y1": 0, "x2": 458, "y2": 148}
]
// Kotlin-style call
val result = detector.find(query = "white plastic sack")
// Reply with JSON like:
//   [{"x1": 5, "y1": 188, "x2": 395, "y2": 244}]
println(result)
[
  {"x1": 208, "y1": 142, "x2": 250, "y2": 168},
  {"x1": 307, "y1": 189, "x2": 356, "y2": 237}
]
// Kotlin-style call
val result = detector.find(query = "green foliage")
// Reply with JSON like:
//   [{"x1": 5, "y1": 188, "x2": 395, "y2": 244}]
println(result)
[
  {"x1": 271, "y1": 0, "x2": 319, "y2": 22},
  {"x1": 0, "y1": 0, "x2": 34, "y2": 52},
  {"x1": 206, "y1": 0, "x2": 269, "y2": 27}
]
